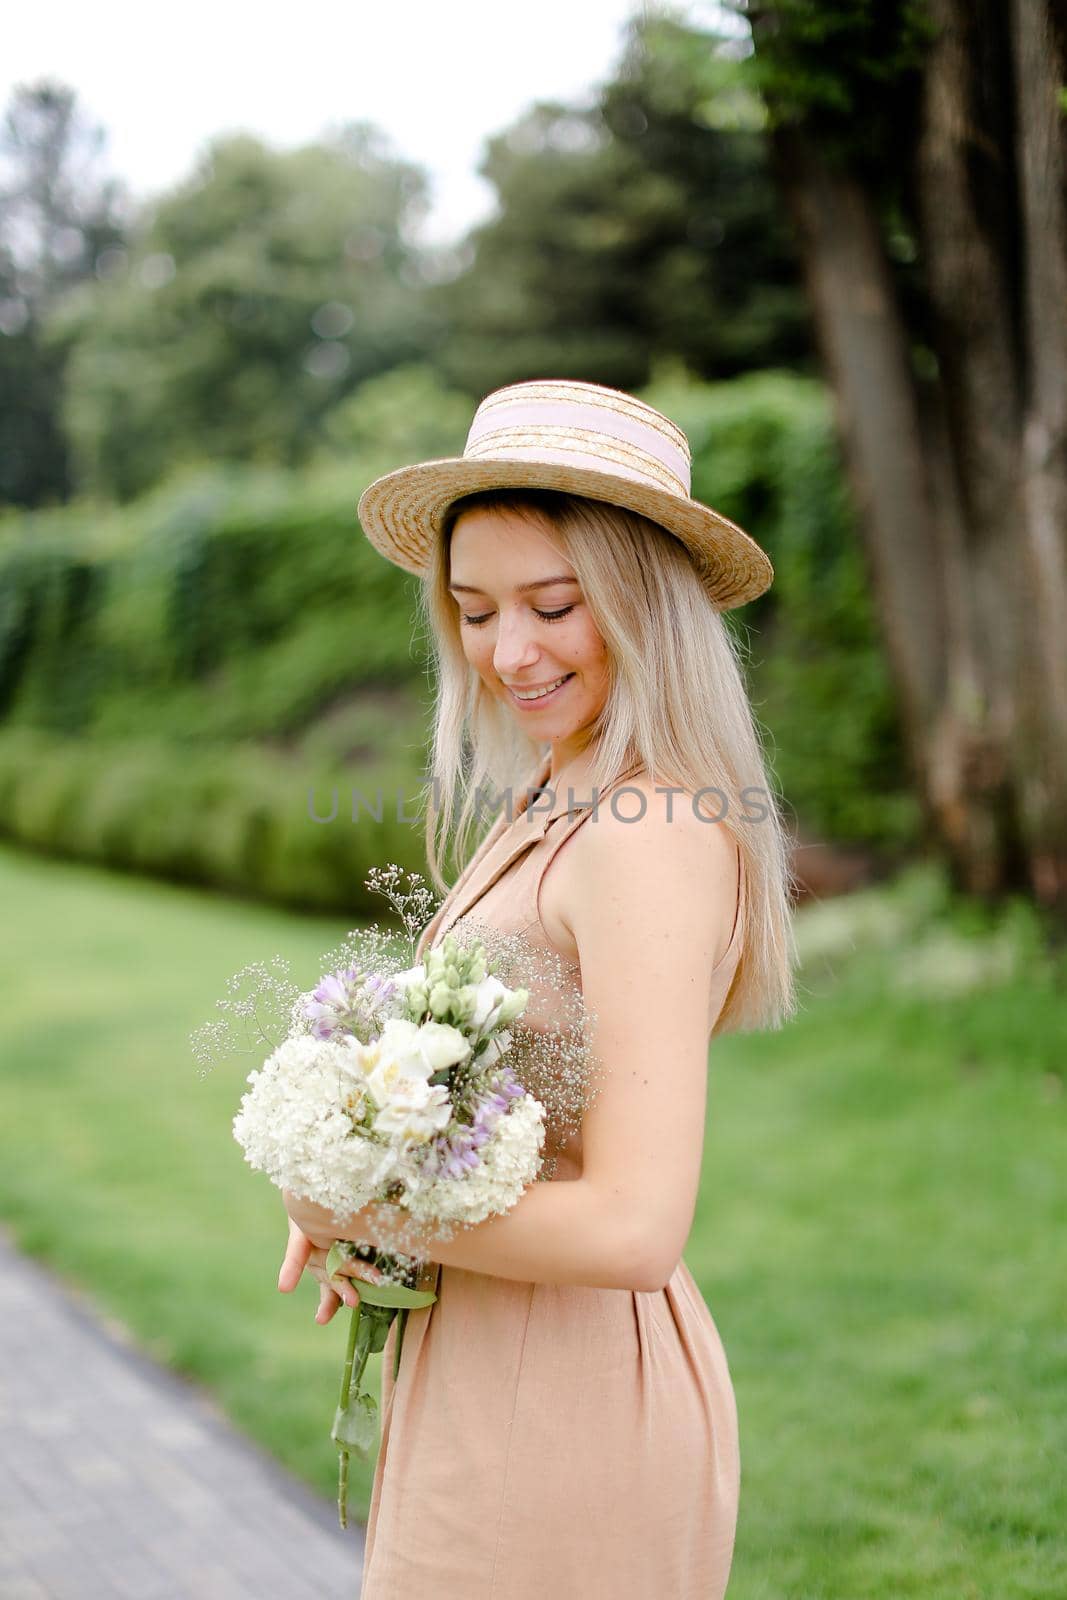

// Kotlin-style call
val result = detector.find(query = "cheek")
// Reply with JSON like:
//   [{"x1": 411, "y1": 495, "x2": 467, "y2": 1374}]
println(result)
[
  {"x1": 458, "y1": 630, "x2": 487, "y2": 670},
  {"x1": 468, "y1": 638, "x2": 500, "y2": 686},
  {"x1": 573, "y1": 626, "x2": 609, "y2": 677},
  {"x1": 581, "y1": 647, "x2": 612, "y2": 704}
]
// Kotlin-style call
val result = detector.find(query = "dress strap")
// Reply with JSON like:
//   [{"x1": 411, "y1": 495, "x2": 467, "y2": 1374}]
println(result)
[
  {"x1": 533, "y1": 759, "x2": 646, "y2": 864},
  {"x1": 416, "y1": 755, "x2": 647, "y2": 955},
  {"x1": 414, "y1": 755, "x2": 555, "y2": 959},
  {"x1": 532, "y1": 769, "x2": 746, "y2": 980}
]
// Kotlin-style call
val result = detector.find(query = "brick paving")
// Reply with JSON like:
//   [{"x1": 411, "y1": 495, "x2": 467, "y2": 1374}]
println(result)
[{"x1": 0, "y1": 1226, "x2": 365, "y2": 1598}]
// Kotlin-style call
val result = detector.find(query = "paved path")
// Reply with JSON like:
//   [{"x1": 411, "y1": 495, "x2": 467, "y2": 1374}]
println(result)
[{"x1": 0, "y1": 1225, "x2": 365, "y2": 1598}]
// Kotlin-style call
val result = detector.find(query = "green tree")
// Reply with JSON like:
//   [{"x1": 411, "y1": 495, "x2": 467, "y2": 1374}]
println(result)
[
  {"x1": 427, "y1": 12, "x2": 811, "y2": 397},
  {"x1": 0, "y1": 80, "x2": 129, "y2": 507},
  {"x1": 313, "y1": 362, "x2": 475, "y2": 472},
  {"x1": 741, "y1": 0, "x2": 1067, "y2": 912},
  {"x1": 45, "y1": 126, "x2": 436, "y2": 501}
]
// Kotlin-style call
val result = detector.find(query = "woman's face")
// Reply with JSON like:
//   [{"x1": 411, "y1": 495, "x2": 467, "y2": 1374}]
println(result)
[{"x1": 448, "y1": 505, "x2": 611, "y2": 764}]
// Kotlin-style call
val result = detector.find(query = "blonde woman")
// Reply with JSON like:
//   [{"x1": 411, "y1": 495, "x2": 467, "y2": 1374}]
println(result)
[{"x1": 280, "y1": 379, "x2": 798, "y2": 1598}]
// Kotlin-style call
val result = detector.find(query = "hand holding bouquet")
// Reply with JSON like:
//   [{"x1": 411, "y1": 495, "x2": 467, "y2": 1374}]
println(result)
[{"x1": 193, "y1": 870, "x2": 548, "y2": 1527}]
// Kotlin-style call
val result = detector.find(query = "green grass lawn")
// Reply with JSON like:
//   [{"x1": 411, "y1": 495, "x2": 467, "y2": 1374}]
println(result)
[{"x1": 1, "y1": 840, "x2": 1064, "y2": 1597}]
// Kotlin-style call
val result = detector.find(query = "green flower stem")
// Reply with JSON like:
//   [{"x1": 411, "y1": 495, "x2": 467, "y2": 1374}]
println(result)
[
  {"x1": 336, "y1": 1297, "x2": 362, "y2": 1529},
  {"x1": 324, "y1": 1242, "x2": 438, "y2": 1527}
]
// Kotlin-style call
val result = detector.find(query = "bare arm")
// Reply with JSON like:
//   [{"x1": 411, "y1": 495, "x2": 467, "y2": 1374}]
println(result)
[
  {"x1": 559, "y1": 780, "x2": 739, "y2": 1288},
  {"x1": 338, "y1": 1180, "x2": 641, "y2": 1291},
  {"x1": 284, "y1": 781, "x2": 737, "y2": 1292}
]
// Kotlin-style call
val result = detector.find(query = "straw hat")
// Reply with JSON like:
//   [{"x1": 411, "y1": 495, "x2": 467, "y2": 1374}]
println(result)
[{"x1": 356, "y1": 378, "x2": 773, "y2": 610}]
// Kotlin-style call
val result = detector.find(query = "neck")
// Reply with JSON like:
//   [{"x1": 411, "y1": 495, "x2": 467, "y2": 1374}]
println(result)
[{"x1": 540, "y1": 743, "x2": 613, "y2": 811}]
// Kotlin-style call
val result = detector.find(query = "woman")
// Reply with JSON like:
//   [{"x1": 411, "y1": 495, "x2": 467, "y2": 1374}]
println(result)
[{"x1": 280, "y1": 378, "x2": 798, "y2": 1597}]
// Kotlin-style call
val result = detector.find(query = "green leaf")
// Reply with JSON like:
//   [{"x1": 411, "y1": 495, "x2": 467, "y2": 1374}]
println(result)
[
  {"x1": 352, "y1": 1282, "x2": 437, "y2": 1310},
  {"x1": 331, "y1": 1393, "x2": 379, "y2": 1454},
  {"x1": 351, "y1": 1280, "x2": 441, "y2": 1305},
  {"x1": 360, "y1": 1305, "x2": 394, "y2": 1354},
  {"x1": 325, "y1": 1242, "x2": 438, "y2": 1308},
  {"x1": 325, "y1": 1241, "x2": 353, "y2": 1278}
]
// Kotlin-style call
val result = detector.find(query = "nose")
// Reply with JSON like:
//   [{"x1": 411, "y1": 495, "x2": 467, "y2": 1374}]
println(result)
[{"x1": 492, "y1": 608, "x2": 540, "y2": 677}]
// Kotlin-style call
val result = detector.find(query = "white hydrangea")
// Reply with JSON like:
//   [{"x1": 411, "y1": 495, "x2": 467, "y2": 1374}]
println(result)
[
  {"x1": 403, "y1": 1094, "x2": 547, "y2": 1228},
  {"x1": 232, "y1": 1033, "x2": 398, "y2": 1215}
]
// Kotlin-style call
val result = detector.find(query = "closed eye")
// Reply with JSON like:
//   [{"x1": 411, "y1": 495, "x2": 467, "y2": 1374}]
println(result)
[{"x1": 460, "y1": 605, "x2": 575, "y2": 627}]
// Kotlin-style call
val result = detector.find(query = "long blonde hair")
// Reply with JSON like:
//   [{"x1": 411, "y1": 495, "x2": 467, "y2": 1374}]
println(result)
[{"x1": 415, "y1": 487, "x2": 799, "y2": 1034}]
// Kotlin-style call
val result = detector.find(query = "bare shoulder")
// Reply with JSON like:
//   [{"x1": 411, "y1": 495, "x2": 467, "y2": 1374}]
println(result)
[{"x1": 539, "y1": 773, "x2": 739, "y2": 970}]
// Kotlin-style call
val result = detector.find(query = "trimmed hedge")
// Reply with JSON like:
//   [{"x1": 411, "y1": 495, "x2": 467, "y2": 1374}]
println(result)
[
  {"x1": 0, "y1": 461, "x2": 427, "y2": 741},
  {"x1": 0, "y1": 371, "x2": 919, "y2": 904},
  {"x1": 0, "y1": 728, "x2": 432, "y2": 915}
]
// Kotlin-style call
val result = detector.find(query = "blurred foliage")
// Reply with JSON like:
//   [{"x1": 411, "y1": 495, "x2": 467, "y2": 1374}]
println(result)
[
  {"x1": 0, "y1": 460, "x2": 430, "y2": 739},
  {"x1": 43, "y1": 126, "x2": 437, "y2": 502},
  {"x1": 312, "y1": 362, "x2": 474, "y2": 473},
  {"x1": 0, "y1": 727, "x2": 428, "y2": 915},
  {"x1": 429, "y1": 14, "x2": 812, "y2": 396},
  {"x1": 736, "y1": 0, "x2": 935, "y2": 169},
  {"x1": 4, "y1": 16, "x2": 815, "y2": 511},
  {"x1": 642, "y1": 363, "x2": 915, "y2": 845},
  {"x1": 0, "y1": 367, "x2": 915, "y2": 899},
  {"x1": 0, "y1": 81, "x2": 131, "y2": 507}
]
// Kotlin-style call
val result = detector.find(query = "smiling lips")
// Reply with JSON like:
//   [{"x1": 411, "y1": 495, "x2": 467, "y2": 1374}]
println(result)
[{"x1": 506, "y1": 673, "x2": 574, "y2": 705}]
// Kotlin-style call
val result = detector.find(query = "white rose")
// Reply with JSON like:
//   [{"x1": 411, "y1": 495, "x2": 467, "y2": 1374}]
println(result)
[
  {"x1": 391, "y1": 963, "x2": 427, "y2": 989},
  {"x1": 479, "y1": 1029, "x2": 512, "y2": 1068},
  {"x1": 469, "y1": 975, "x2": 511, "y2": 1031},
  {"x1": 333, "y1": 1033, "x2": 374, "y2": 1084},
  {"x1": 364, "y1": 1017, "x2": 470, "y2": 1109},
  {"x1": 373, "y1": 1078, "x2": 452, "y2": 1144}
]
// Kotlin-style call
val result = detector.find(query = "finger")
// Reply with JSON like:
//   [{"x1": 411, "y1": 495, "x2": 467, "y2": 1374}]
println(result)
[
  {"x1": 312, "y1": 1242, "x2": 384, "y2": 1290},
  {"x1": 304, "y1": 1252, "x2": 361, "y2": 1309},
  {"x1": 278, "y1": 1220, "x2": 313, "y2": 1293},
  {"x1": 315, "y1": 1280, "x2": 342, "y2": 1324},
  {"x1": 320, "y1": 1274, "x2": 361, "y2": 1318},
  {"x1": 330, "y1": 1255, "x2": 385, "y2": 1287},
  {"x1": 325, "y1": 1265, "x2": 362, "y2": 1309}
]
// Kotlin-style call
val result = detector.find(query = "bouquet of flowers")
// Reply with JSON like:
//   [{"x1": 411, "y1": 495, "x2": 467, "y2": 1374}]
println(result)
[{"x1": 192, "y1": 866, "x2": 591, "y2": 1528}]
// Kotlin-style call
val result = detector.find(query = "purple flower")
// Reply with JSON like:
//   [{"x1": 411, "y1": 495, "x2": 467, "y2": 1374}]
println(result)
[{"x1": 303, "y1": 966, "x2": 396, "y2": 1043}]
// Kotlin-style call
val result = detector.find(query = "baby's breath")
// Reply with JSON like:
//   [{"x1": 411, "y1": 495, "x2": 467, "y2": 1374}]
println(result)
[
  {"x1": 191, "y1": 868, "x2": 603, "y2": 1234},
  {"x1": 364, "y1": 865, "x2": 439, "y2": 957},
  {"x1": 190, "y1": 956, "x2": 303, "y2": 1078},
  {"x1": 190, "y1": 868, "x2": 443, "y2": 1077},
  {"x1": 422, "y1": 914, "x2": 603, "y2": 1188}
]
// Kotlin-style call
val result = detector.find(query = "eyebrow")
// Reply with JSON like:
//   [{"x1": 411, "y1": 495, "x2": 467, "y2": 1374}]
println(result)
[{"x1": 448, "y1": 575, "x2": 580, "y2": 595}]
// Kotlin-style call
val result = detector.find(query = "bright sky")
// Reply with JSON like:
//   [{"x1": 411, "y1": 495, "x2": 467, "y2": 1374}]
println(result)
[{"x1": 2, "y1": 0, "x2": 737, "y2": 246}]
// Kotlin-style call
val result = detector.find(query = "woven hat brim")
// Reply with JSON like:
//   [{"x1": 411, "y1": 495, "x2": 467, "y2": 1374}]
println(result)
[{"x1": 356, "y1": 455, "x2": 773, "y2": 611}]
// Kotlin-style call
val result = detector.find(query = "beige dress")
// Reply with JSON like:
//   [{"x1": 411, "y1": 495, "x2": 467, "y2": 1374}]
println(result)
[{"x1": 359, "y1": 756, "x2": 744, "y2": 1598}]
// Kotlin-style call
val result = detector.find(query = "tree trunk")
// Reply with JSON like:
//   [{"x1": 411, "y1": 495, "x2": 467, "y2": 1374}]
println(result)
[
  {"x1": 763, "y1": 0, "x2": 1067, "y2": 914},
  {"x1": 913, "y1": 0, "x2": 1034, "y2": 893},
  {"x1": 1008, "y1": 0, "x2": 1067, "y2": 903},
  {"x1": 771, "y1": 131, "x2": 1016, "y2": 894}
]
